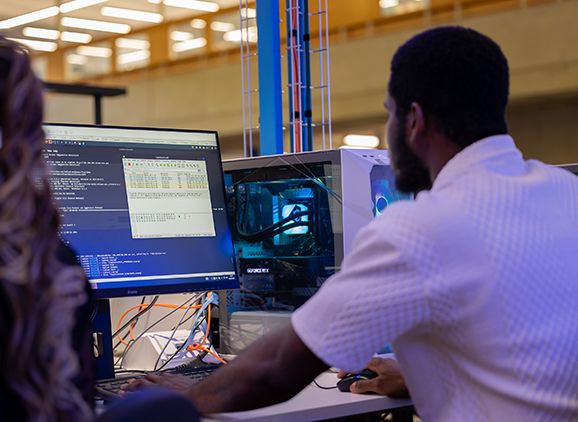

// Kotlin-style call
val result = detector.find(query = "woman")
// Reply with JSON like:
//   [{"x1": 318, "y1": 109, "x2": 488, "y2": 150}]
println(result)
[{"x1": 0, "y1": 37, "x2": 94, "y2": 421}]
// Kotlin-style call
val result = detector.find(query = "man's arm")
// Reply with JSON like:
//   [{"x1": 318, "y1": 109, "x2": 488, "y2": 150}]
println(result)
[
  {"x1": 188, "y1": 324, "x2": 328, "y2": 413},
  {"x1": 130, "y1": 324, "x2": 328, "y2": 414}
]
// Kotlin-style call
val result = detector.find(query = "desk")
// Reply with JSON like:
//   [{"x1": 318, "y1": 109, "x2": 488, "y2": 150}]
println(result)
[{"x1": 206, "y1": 371, "x2": 413, "y2": 422}]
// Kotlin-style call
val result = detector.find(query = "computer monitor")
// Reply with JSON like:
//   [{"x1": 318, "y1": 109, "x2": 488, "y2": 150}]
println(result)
[{"x1": 43, "y1": 124, "x2": 239, "y2": 299}]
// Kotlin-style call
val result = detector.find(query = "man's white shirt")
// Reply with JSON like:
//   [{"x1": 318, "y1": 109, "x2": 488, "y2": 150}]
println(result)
[{"x1": 292, "y1": 135, "x2": 578, "y2": 421}]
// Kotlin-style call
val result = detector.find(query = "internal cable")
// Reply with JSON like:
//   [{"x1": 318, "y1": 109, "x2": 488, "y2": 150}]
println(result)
[{"x1": 238, "y1": 218, "x2": 310, "y2": 242}]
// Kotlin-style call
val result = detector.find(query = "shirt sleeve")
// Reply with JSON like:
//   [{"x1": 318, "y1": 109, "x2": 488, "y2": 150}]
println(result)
[{"x1": 291, "y1": 214, "x2": 432, "y2": 372}]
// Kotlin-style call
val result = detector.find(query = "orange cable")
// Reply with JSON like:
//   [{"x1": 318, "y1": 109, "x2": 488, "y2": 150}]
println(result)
[
  {"x1": 116, "y1": 303, "x2": 201, "y2": 346},
  {"x1": 117, "y1": 294, "x2": 223, "y2": 364},
  {"x1": 195, "y1": 344, "x2": 227, "y2": 365},
  {"x1": 186, "y1": 297, "x2": 227, "y2": 364}
]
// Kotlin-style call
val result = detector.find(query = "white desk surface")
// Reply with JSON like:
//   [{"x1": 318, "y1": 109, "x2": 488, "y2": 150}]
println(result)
[{"x1": 205, "y1": 371, "x2": 413, "y2": 422}]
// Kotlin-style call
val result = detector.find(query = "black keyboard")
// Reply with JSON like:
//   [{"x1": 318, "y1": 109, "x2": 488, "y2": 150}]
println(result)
[{"x1": 95, "y1": 363, "x2": 221, "y2": 400}]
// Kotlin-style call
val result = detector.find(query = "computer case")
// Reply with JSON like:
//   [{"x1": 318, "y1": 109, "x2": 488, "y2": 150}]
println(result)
[{"x1": 219, "y1": 148, "x2": 411, "y2": 353}]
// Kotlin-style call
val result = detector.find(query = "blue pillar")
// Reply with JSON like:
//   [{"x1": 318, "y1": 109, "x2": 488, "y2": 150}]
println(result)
[{"x1": 256, "y1": 0, "x2": 284, "y2": 156}]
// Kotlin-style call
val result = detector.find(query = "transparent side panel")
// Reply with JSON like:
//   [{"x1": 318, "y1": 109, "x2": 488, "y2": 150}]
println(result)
[
  {"x1": 224, "y1": 161, "x2": 340, "y2": 315},
  {"x1": 220, "y1": 160, "x2": 342, "y2": 353}
]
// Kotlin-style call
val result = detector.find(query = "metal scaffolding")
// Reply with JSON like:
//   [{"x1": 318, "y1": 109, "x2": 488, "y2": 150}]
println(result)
[{"x1": 239, "y1": 0, "x2": 333, "y2": 156}]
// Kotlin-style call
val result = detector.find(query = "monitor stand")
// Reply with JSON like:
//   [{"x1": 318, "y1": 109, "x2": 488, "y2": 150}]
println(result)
[{"x1": 93, "y1": 299, "x2": 115, "y2": 380}]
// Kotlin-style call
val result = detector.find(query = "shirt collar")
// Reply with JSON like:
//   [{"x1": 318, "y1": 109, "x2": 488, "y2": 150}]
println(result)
[{"x1": 432, "y1": 135, "x2": 524, "y2": 191}]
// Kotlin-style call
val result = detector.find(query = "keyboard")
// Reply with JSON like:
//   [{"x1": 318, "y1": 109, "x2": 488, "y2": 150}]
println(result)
[{"x1": 95, "y1": 363, "x2": 221, "y2": 400}]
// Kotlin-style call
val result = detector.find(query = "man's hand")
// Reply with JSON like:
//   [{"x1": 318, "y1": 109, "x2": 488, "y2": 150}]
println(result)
[
  {"x1": 121, "y1": 373, "x2": 197, "y2": 395},
  {"x1": 337, "y1": 357, "x2": 410, "y2": 398}
]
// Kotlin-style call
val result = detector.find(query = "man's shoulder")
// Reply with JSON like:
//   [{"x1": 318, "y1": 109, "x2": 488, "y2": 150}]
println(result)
[
  {"x1": 377, "y1": 189, "x2": 466, "y2": 231},
  {"x1": 365, "y1": 189, "x2": 473, "y2": 257}
]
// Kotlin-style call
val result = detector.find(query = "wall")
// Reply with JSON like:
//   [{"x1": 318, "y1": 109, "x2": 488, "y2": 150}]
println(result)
[{"x1": 508, "y1": 96, "x2": 578, "y2": 164}]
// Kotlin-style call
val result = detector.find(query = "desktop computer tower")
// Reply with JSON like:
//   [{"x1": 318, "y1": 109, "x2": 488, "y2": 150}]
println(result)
[{"x1": 219, "y1": 148, "x2": 411, "y2": 353}]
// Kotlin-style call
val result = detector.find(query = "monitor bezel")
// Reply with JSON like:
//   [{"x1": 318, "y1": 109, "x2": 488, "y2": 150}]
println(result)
[{"x1": 44, "y1": 122, "x2": 239, "y2": 298}]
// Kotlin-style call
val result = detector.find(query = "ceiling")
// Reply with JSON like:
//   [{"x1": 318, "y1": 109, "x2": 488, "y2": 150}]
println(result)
[{"x1": 0, "y1": 0, "x2": 241, "y2": 48}]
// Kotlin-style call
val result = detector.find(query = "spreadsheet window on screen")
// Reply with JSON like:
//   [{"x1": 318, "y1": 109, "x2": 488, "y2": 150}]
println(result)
[
  {"x1": 43, "y1": 124, "x2": 238, "y2": 298},
  {"x1": 122, "y1": 158, "x2": 216, "y2": 239}
]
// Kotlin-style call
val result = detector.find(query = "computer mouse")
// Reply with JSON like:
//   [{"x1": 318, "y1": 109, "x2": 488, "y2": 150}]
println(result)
[{"x1": 336, "y1": 369, "x2": 378, "y2": 392}]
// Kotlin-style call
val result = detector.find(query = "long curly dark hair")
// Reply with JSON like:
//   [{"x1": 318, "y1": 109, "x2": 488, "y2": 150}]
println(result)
[{"x1": 0, "y1": 37, "x2": 92, "y2": 421}]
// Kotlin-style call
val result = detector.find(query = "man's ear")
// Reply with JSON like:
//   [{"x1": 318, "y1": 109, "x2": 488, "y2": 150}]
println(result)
[{"x1": 406, "y1": 102, "x2": 426, "y2": 155}]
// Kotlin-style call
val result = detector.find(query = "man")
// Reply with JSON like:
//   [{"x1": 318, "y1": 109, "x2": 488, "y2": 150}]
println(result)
[{"x1": 130, "y1": 26, "x2": 578, "y2": 420}]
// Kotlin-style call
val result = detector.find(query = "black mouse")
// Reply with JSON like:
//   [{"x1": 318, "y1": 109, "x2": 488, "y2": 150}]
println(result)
[{"x1": 336, "y1": 369, "x2": 377, "y2": 392}]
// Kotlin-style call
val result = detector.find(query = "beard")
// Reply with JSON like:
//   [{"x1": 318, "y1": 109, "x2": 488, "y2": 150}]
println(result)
[{"x1": 389, "y1": 117, "x2": 432, "y2": 194}]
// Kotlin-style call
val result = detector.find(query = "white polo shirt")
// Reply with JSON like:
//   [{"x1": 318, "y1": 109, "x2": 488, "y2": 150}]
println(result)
[{"x1": 292, "y1": 135, "x2": 578, "y2": 421}]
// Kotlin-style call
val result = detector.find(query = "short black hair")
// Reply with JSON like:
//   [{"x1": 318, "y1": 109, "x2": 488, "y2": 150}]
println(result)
[{"x1": 389, "y1": 26, "x2": 509, "y2": 148}]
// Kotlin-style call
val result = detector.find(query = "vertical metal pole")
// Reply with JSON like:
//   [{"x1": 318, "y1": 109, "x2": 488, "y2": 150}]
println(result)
[
  {"x1": 256, "y1": 0, "x2": 284, "y2": 156},
  {"x1": 286, "y1": 0, "x2": 296, "y2": 153},
  {"x1": 94, "y1": 95, "x2": 103, "y2": 124},
  {"x1": 317, "y1": 0, "x2": 327, "y2": 151},
  {"x1": 293, "y1": 0, "x2": 303, "y2": 153},
  {"x1": 244, "y1": 0, "x2": 255, "y2": 157},
  {"x1": 299, "y1": 0, "x2": 313, "y2": 151},
  {"x1": 324, "y1": 0, "x2": 333, "y2": 149},
  {"x1": 239, "y1": 0, "x2": 248, "y2": 158}
]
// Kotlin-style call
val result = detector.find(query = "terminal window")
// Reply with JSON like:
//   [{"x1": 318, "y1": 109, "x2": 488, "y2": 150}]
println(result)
[{"x1": 123, "y1": 158, "x2": 216, "y2": 239}]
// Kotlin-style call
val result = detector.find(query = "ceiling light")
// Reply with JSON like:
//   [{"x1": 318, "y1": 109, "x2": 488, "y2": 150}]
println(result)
[
  {"x1": 0, "y1": 7, "x2": 59, "y2": 30},
  {"x1": 343, "y1": 135, "x2": 380, "y2": 148},
  {"x1": 115, "y1": 38, "x2": 150, "y2": 50},
  {"x1": 23, "y1": 27, "x2": 60, "y2": 40},
  {"x1": 210, "y1": 21, "x2": 235, "y2": 32},
  {"x1": 148, "y1": 0, "x2": 162, "y2": 3},
  {"x1": 77, "y1": 45, "x2": 113, "y2": 58},
  {"x1": 173, "y1": 37, "x2": 207, "y2": 53},
  {"x1": 67, "y1": 54, "x2": 88, "y2": 65},
  {"x1": 171, "y1": 31, "x2": 194, "y2": 41},
  {"x1": 190, "y1": 19, "x2": 206, "y2": 29},
  {"x1": 61, "y1": 17, "x2": 131, "y2": 34},
  {"x1": 6, "y1": 37, "x2": 57, "y2": 52},
  {"x1": 163, "y1": 0, "x2": 219, "y2": 13},
  {"x1": 379, "y1": 0, "x2": 399, "y2": 8},
  {"x1": 224, "y1": 27, "x2": 257, "y2": 43},
  {"x1": 117, "y1": 50, "x2": 150, "y2": 66},
  {"x1": 61, "y1": 31, "x2": 93, "y2": 43},
  {"x1": 101, "y1": 7, "x2": 163, "y2": 23},
  {"x1": 60, "y1": 0, "x2": 107, "y2": 13}
]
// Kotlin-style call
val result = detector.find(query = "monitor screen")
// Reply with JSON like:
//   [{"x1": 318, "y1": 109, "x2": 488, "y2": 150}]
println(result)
[{"x1": 43, "y1": 124, "x2": 238, "y2": 298}]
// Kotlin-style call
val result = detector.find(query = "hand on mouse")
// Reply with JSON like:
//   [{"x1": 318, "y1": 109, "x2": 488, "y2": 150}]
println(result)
[
  {"x1": 337, "y1": 357, "x2": 410, "y2": 398},
  {"x1": 120, "y1": 373, "x2": 197, "y2": 395}
]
